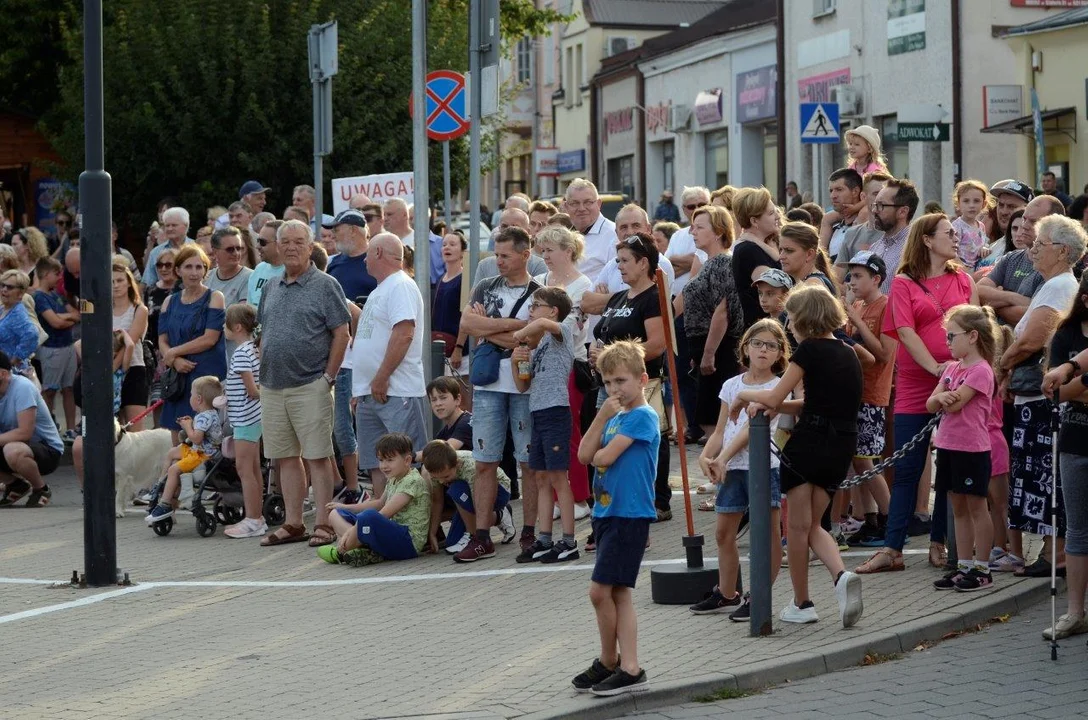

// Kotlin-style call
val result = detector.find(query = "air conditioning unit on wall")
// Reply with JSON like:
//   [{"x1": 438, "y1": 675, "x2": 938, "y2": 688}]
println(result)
[
  {"x1": 831, "y1": 85, "x2": 864, "y2": 117},
  {"x1": 667, "y1": 104, "x2": 691, "y2": 132}
]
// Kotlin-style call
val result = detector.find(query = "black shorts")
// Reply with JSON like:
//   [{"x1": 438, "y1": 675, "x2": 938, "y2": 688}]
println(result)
[
  {"x1": 780, "y1": 425, "x2": 856, "y2": 495},
  {"x1": 935, "y1": 448, "x2": 991, "y2": 497},
  {"x1": 0, "y1": 441, "x2": 62, "y2": 477},
  {"x1": 591, "y1": 516, "x2": 650, "y2": 588},
  {"x1": 120, "y1": 366, "x2": 150, "y2": 408},
  {"x1": 528, "y1": 406, "x2": 571, "y2": 472}
]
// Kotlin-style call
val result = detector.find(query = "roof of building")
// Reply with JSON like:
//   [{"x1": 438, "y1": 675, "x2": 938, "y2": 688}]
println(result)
[
  {"x1": 1004, "y1": 7, "x2": 1088, "y2": 37},
  {"x1": 593, "y1": 0, "x2": 776, "y2": 82},
  {"x1": 582, "y1": 0, "x2": 728, "y2": 29}
]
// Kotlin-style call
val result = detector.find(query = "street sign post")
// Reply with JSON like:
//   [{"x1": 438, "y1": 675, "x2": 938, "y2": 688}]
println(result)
[
  {"x1": 308, "y1": 21, "x2": 338, "y2": 222},
  {"x1": 800, "y1": 102, "x2": 840, "y2": 144},
  {"x1": 409, "y1": 69, "x2": 470, "y2": 237},
  {"x1": 897, "y1": 122, "x2": 949, "y2": 142}
]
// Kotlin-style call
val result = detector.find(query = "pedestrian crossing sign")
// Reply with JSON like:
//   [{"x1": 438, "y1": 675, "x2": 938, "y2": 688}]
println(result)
[{"x1": 800, "y1": 102, "x2": 840, "y2": 144}]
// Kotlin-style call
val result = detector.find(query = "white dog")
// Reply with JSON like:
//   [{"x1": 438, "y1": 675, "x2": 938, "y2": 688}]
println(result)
[{"x1": 113, "y1": 420, "x2": 174, "y2": 518}]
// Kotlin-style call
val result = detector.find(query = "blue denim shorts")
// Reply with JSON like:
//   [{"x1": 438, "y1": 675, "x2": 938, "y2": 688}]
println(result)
[
  {"x1": 715, "y1": 468, "x2": 781, "y2": 514},
  {"x1": 470, "y1": 390, "x2": 531, "y2": 464}
]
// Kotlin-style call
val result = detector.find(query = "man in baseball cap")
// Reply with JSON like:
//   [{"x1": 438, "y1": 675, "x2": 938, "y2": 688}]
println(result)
[
  {"x1": 990, "y1": 179, "x2": 1033, "y2": 239},
  {"x1": 239, "y1": 180, "x2": 271, "y2": 213},
  {"x1": 324, "y1": 209, "x2": 377, "y2": 302}
]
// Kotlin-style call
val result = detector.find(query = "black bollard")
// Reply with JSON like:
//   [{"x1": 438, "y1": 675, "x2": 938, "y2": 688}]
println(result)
[{"x1": 747, "y1": 411, "x2": 773, "y2": 636}]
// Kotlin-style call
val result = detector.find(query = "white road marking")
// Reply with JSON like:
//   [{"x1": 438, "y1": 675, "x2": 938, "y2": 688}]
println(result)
[{"x1": 0, "y1": 584, "x2": 150, "y2": 625}]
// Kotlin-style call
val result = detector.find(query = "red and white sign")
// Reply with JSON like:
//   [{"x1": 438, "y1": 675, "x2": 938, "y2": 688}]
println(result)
[
  {"x1": 603, "y1": 108, "x2": 635, "y2": 144},
  {"x1": 332, "y1": 172, "x2": 414, "y2": 214},
  {"x1": 798, "y1": 67, "x2": 851, "y2": 103},
  {"x1": 536, "y1": 148, "x2": 559, "y2": 176},
  {"x1": 645, "y1": 101, "x2": 671, "y2": 135}
]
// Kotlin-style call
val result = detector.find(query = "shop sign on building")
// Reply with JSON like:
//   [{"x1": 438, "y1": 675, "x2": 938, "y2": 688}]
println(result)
[
  {"x1": 536, "y1": 148, "x2": 559, "y2": 176},
  {"x1": 604, "y1": 107, "x2": 634, "y2": 144},
  {"x1": 694, "y1": 88, "x2": 723, "y2": 126},
  {"x1": 557, "y1": 149, "x2": 586, "y2": 174},
  {"x1": 983, "y1": 85, "x2": 1023, "y2": 127},
  {"x1": 798, "y1": 67, "x2": 851, "y2": 104},
  {"x1": 888, "y1": 0, "x2": 926, "y2": 56},
  {"x1": 736, "y1": 65, "x2": 777, "y2": 123},
  {"x1": 645, "y1": 101, "x2": 671, "y2": 135}
]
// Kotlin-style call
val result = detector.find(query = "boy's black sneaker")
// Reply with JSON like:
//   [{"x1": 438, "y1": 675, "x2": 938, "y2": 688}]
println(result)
[
  {"x1": 954, "y1": 568, "x2": 994, "y2": 592},
  {"x1": 516, "y1": 539, "x2": 551, "y2": 564},
  {"x1": 933, "y1": 568, "x2": 967, "y2": 590},
  {"x1": 539, "y1": 539, "x2": 579, "y2": 564},
  {"x1": 847, "y1": 523, "x2": 885, "y2": 547},
  {"x1": 591, "y1": 668, "x2": 649, "y2": 697},
  {"x1": 907, "y1": 514, "x2": 931, "y2": 537},
  {"x1": 689, "y1": 587, "x2": 740, "y2": 615},
  {"x1": 729, "y1": 593, "x2": 751, "y2": 622},
  {"x1": 572, "y1": 658, "x2": 617, "y2": 692}
]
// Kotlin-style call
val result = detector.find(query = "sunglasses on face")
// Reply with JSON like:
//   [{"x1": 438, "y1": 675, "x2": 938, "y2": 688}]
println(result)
[
  {"x1": 221, "y1": 246, "x2": 244, "y2": 254},
  {"x1": 156, "y1": 262, "x2": 174, "y2": 269},
  {"x1": 1, "y1": 283, "x2": 25, "y2": 291},
  {"x1": 684, "y1": 204, "x2": 700, "y2": 211},
  {"x1": 56, "y1": 220, "x2": 70, "y2": 227},
  {"x1": 257, "y1": 238, "x2": 270, "y2": 246}
]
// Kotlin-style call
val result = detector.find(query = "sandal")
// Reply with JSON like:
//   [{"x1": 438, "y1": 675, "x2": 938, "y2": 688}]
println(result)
[
  {"x1": 23, "y1": 486, "x2": 51, "y2": 508},
  {"x1": 855, "y1": 548, "x2": 905, "y2": 574},
  {"x1": 928, "y1": 543, "x2": 948, "y2": 569},
  {"x1": 697, "y1": 498, "x2": 715, "y2": 511},
  {"x1": 308, "y1": 524, "x2": 337, "y2": 547},
  {"x1": 260, "y1": 523, "x2": 310, "y2": 547},
  {"x1": 0, "y1": 478, "x2": 32, "y2": 507}
]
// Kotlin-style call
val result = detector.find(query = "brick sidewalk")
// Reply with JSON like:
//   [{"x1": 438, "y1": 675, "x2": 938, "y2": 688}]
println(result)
[{"x1": 0, "y1": 458, "x2": 1053, "y2": 720}]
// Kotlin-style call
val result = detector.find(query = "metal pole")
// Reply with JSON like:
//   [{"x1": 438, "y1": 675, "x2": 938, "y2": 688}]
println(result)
[
  {"x1": 412, "y1": 0, "x2": 431, "y2": 380},
  {"x1": 81, "y1": 0, "x2": 117, "y2": 587},
  {"x1": 443, "y1": 141, "x2": 452, "y2": 228},
  {"x1": 748, "y1": 411, "x2": 773, "y2": 637},
  {"x1": 467, "y1": 0, "x2": 481, "y2": 288}
]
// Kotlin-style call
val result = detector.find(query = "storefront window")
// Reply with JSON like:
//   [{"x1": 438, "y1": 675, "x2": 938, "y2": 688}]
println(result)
[
  {"x1": 763, "y1": 124, "x2": 778, "y2": 198},
  {"x1": 879, "y1": 116, "x2": 909, "y2": 179},
  {"x1": 663, "y1": 140, "x2": 675, "y2": 193},
  {"x1": 705, "y1": 130, "x2": 728, "y2": 189},
  {"x1": 607, "y1": 155, "x2": 635, "y2": 197}
]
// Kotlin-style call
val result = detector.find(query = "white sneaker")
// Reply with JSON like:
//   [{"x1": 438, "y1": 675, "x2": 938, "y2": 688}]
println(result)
[
  {"x1": 835, "y1": 571, "x2": 863, "y2": 628},
  {"x1": 445, "y1": 532, "x2": 470, "y2": 555},
  {"x1": 989, "y1": 552, "x2": 1025, "y2": 573},
  {"x1": 574, "y1": 502, "x2": 590, "y2": 521},
  {"x1": 1043, "y1": 613, "x2": 1088, "y2": 640},
  {"x1": 840, "y1": 517, "x2": 864, "y2": 536},
  {"x1": 780, "y1": 600, "x2": 819, "y2": 624},
  {"x1": 498, "y1": 505, "x2": 517, "y2": 544},
  {"x1": 552, "y1": 503, "x2": 561, "y2": 520},
  {"x1": 224, "y1": 517, "x2": 269, "y2": 539}
]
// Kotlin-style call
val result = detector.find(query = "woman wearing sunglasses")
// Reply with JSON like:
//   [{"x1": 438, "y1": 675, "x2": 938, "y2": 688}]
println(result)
[{"x1": 857, "y1": 213, "x2": 977, "y2": 574}]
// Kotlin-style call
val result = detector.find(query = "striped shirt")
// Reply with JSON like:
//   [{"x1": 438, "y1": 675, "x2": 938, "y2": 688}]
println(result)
[{"x1": 226, "y1": 341, "x2": 261, "y2": 428}]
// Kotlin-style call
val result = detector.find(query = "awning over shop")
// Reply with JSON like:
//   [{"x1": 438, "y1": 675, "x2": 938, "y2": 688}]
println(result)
[{"x1": 980, "y1": 106, "x2": 1076, "y2": 142}]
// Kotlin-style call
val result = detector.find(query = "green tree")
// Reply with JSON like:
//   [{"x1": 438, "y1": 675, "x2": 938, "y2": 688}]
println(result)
[{"x1": 19, "y1": 0, "x2": 566, "y2": 229}]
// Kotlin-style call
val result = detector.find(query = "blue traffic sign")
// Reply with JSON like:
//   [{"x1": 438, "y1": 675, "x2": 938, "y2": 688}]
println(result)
[
  {"x1": 800, "y1": 102, "x2": 840, "y2": 144},
  {"x1": 410, "y1": 70, "x2": 470, "y2": 142}
]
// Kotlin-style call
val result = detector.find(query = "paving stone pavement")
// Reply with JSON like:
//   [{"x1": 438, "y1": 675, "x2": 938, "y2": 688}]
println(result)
[
  {"x1": 0, "y1": 450, "x2": 1055, "y2": 719},
  {"x1": 622, "y1": 600, "x2": 1088, "y2": 720}
]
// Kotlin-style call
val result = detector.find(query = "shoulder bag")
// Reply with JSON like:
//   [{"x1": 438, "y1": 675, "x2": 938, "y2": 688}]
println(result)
[{"x1": 468, "y1": 282, "x2": 535, "y2": 386}]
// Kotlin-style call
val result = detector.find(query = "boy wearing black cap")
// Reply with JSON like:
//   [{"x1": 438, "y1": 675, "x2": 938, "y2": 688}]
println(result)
[{"x1": 842, "y1": 251, "x2": 897, "y2": 546}]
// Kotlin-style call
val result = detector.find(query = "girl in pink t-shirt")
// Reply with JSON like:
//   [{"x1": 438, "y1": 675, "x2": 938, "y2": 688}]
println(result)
[
  {"x1": 950, "y1": 180, "x2": 991, "y2": 269},
  {"x1": 844, "y1": 126, "x2": 889, "y2": 176},
  {"x1": 927, "y1": 305, "x2": 999, "y2": 593}
]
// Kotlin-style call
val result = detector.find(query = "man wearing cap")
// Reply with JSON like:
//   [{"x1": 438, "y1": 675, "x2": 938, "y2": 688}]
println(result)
[
  {"x1": 978, "y1": 194, "x2": 1066, "y2": 324},
  {"x1": 653, "y1": 189, "x2": 681, "y2": 223},
  {"x1": 240, "y1": 180, "x2": 269, "y2": 214},
  {"x1": 990, "y1": 179, "x2": 1032, "y2": 244},
  {"x1": 325, "y1": 210, "x2": 378, "y2": 304},
  {"x1": 864, "y1": 178, "x2": 919, "y2": 293}
]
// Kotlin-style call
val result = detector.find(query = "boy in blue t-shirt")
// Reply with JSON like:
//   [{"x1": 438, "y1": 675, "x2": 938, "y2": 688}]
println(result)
[
  {"x1": 33, "y1": 257, "x2": 81, "y2": 440},
  {"x1": 574, "y1": 340, "x2": 658, "y2": 698}
]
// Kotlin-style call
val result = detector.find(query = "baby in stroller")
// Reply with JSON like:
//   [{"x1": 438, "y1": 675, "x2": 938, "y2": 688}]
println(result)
[{"x1": 145, "y1": 376, "x2": 223, "y2": 524}]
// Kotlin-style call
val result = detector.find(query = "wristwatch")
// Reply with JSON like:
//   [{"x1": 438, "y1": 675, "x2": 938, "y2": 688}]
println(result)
[{"x1": 323, "y1": 372, "x2": 335, "y2": 386}]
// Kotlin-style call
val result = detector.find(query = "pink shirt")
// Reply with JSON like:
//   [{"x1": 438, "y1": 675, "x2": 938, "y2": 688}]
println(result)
[
  {"x1": 850, "y1": 160, "x2": 883, "y2": 176},
  {"x1": 933, "y1": 360, "x2": 995, "y2": 453},
  {"x1": 883, "y1": 271, "x2": 974, "y2": 414}
]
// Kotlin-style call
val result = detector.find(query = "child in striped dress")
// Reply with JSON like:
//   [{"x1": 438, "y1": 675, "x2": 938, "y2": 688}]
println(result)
[{"x1": 222, "y1": 303, "x2": 266, "y2": 539}]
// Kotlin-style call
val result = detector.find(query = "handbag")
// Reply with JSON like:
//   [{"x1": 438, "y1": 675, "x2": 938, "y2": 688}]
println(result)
[
  {"x1": 469, "y1": 341, "x2": 505, "y2": 385},
  {"x1": 160, "y1": 366, "x2": 187, "y2": 402},
  {"x1": 1009, "y1": 350, "x2": 1046, "y2": 396},
  {"x1": 642, "y1": 376, "x2": 671, "y2": 433},
  {"x1": 573, "y1": 358, "x2": 596, "y2": 394}
]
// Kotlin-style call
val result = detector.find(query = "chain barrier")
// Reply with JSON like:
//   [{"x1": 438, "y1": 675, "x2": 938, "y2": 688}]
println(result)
[
  {"x1": 768, "y1": 412, "x2": 943, "y2": 489},
  {"x1": 443, "y1": 356, "x2": 470, "y2": 391}
]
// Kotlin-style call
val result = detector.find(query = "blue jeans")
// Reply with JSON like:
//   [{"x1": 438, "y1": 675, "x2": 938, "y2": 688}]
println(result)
[
  {"x1": 885, "y1": 413, "x2": 947, "y2": 551},
  {"x1": 333, "y1": 367, "x2": 357, "y2": 455},
  {"x1": 446, "y1": 480, "x2": 510, "y2": 547}
]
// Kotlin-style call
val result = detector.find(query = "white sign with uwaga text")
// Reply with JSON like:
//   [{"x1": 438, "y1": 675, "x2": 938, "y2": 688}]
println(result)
[{"x1": 332, "y1": 172, "x2": 414, "y2": 214}]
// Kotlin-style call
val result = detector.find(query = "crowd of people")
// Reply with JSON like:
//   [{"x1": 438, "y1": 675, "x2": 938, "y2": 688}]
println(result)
[{"x1": 4, "y1": 123, "x2": 1088, "y2": 695}]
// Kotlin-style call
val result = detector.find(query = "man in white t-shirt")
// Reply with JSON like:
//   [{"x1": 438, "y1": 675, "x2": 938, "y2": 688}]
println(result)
[
  {"x1": 581, "y1": 203, "x2": 674, "y2": 315},
  {"x1": 351, "y1": 233, "x2": 429, "y2": 497},
  {"x1": 663, "y1": 185, "x2": 710, "y2": 440},
  {"x1": 458, "y1": 226, "x2": 543, "y2": 563},
  {"x1": 565, "y1": 178, "x2": 616, "y2": 283}
]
